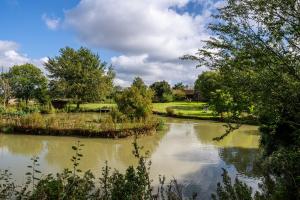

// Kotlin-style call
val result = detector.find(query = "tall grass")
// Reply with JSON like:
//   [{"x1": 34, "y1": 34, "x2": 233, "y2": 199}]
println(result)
[{"x1": 0, "y1": 113, "x2": 161, "y2": 138}]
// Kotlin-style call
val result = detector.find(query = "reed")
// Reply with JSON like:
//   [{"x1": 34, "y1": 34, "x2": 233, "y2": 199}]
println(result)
[{"x1": 0, "y1": 113, "x2": 161, "y2": 138}]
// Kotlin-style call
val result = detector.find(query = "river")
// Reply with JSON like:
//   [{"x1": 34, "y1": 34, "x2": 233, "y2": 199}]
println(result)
[{"x1": 0, "y1": 115, "x2": 261, "y2": 199}]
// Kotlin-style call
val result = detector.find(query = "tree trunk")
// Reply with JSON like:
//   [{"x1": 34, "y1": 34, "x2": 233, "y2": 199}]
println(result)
[{"x1": 76, "y1": 102, "x2": 80, "y2": 109}]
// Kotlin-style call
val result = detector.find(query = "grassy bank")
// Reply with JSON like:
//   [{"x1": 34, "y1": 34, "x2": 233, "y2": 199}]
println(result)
[
  {"x1": 69, "y1": 101, "x2": 217, "y2": 119},
  {"x1": 152, "y1": 102, "x2": 216, "y2": 119},
  {"x1": 0, "y1": 113, "x2": 161, "y2": 138}
]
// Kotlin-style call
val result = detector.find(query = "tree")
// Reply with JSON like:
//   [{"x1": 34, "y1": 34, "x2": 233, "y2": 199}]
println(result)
[
  {"x1": 183, "y1": 0, "x2": 300, "y2": 199},
  {"x1": 7, "y1": 64, "x2": 48, "y2": 105},
  {"x1": 132, "y1": 77, "x2": 147, "y2": 92},
  {"x1": 209, "y1": 89, "x2": 233, "y2": 119},
  {"x1": 194, "y1": 71, "x2": 222, "y2": 101},
  {"x1": 172, "y1": 89, "x2": 186, "y2": 101},
  {"x1": 45, "y1": 47, "x2": 114, "y2": 108},
  {"x1": 150, "y1": 81, "x2": 173, "y2": 102},
  {"x1": 115, "y1": 78, "x2": 153, "y2": 120},
  {"x1": 0, "y1": 73, "x2": 12, "y2": 107},
  {"x1": 173, "y1": 82, "x2": 185, "y2": 90}
]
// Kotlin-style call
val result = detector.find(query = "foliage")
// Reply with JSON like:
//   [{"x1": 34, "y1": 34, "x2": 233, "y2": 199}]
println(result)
[
  {"x1": 45, "y1": 47, "x2": 115, "y2": 108},
  {"x1": 166, "y1": 107, "x2": 175, "y2": 116},
  {"x1": 183, "y1": 0, "x2": 300, "y2": 198},
  {"x1": 211, "y1": 169, "x2": 253, "y2": 200},
  {"x1": 0, "y1": 112, "x2": 160, "y2": 138},
  {"x1": 150, "y1": 81, "x2": 173, "y2": 103},
  {"x1": 172, "y1": 82, "x2": 186, "y2": 90},
  {"x1": 0, "y1": 141, "x2": 191, "y2": 200},
  {"x1": 0, "y1": 74, "x2": 12, "y2": 107},
  {"x1": 6, "y1": 64, "x2": 48, "y2": 104},
  {"x1": 194, "y1": 71, "x2": 222, "y2": 101},
  {"x1": 116, "y1": 78, "x2": 153, "y2": 120},
  {"x1": 209, "y1": 89, "x2": 233, "y2": 119},
  {"x1": 172, "y1": 89, "x2": 186, "y2": 101},
  {"x1": 162, "y1": 92, "x2": 173, "y2": 102}
]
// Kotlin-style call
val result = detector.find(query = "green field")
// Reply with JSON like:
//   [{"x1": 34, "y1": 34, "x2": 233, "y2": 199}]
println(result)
[
  {"x1": 71, "y1": 102, "x2": 215, "y2": 119},
  {"x1": 152, "y1": 102, "x2": 215, "y2": 119},
  {"x1": 70, "y1": 103, "x2": 116, "y2": 110}
]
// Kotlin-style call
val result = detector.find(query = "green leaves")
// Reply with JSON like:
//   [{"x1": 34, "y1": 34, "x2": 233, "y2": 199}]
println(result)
[
  {"x1": 116, "y1": 77, "x2": 154, "y2": 120},
  {"x1": 185, "y1": 0, "x2": 300, "y2": 199},
  {"x1": 6, "y1": 64, "x2": 48, "y2": 104},
  {"x1": 45, "y1": 47, "x2": 114, "y2": 105}
]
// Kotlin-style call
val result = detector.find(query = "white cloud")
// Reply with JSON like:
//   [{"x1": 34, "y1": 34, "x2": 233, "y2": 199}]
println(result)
[
  {"x1": 65, "y1": 0, "x2": 219, "y2": 85},
  {"x1": 0, "y1": 40, "x2": 46, "y2": 72},
  {"x1": 42, "y1": 14, "x2": 60, "y2": 30},
  {"x1": 111, "y1": 54, "x2": 206, "y2": 87}
]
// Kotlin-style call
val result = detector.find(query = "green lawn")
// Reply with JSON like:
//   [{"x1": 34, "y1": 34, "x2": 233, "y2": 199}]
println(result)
[
  {"x1": 152, "y1": 102, "x2": 215, "y2": 119},
  {"x1": 72, "y1": 101, "x2": 215, "y2": 119},
  {"x1": 70, "y1": 103, "x2": 116, "y2": 110}
]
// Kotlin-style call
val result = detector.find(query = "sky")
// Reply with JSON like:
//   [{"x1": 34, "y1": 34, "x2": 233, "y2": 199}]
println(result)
[{"x1": 0, "y1": 0, "x2": 224, "y2": 86}]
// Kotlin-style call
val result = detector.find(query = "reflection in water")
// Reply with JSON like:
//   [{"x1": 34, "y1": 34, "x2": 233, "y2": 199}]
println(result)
[
  {"x1": 0, "y1": 116, "x2": 261, "y2": 199},
  {"x1": 0, "y1": 135, "x2": 44, "y2": 156},
  {"x1": 219, "y1": 147, "x2": 261, "y2": 178}
]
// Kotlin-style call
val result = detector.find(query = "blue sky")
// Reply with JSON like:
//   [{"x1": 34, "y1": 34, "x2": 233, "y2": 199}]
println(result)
[{"x1": 0, "y1": 0, "x2": 223, "y2": 86}]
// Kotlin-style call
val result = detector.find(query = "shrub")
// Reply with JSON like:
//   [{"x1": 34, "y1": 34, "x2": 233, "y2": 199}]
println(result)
[
  {"x1": 173, "y1": 89, "x2": 186, "y2": 101},
  {"x1": 211, "y1": 169, "x2": 253, "y2": 200},
  {"x1": 162, "y1": 93, "x2": 173, "y2": 103},
  {"x1": 115, "y1": 81, "x2": 153, "y2": 120},
  {"x1": 166, "y1": 107, "x2": 175, "y2": 116},
  {"x1": 110, "y1": 107, "x2": 127, "y2": 123}
]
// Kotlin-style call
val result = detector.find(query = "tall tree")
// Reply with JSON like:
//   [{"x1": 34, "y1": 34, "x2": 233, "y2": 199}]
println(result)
[
  {"x1": 194, "y1": 71, "x2": 222, "y2": 101},
  {"x1": 173, "y1": 82, "x2": 185, "y2": 90},
  {"x1": 150, "y1": 81, "x2": 173, "y2": 102},
  {"x1": 7, "y1": 64, "x2": 48, "y2": 105},
  {"x1": 183, "y1": 0, "x2": 300, "y2": 198},
  {"x1": 45, "y1": 47, "x2": 114, "y2": 108},
  {"x1": 0, "y1": 73, "x2": 12, "y2": 107},
  {"x1": 132, "y1": 77, "x2": 147, "y2": 92}
]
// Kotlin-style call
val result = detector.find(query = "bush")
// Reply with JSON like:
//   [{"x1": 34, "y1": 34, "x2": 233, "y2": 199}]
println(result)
[
  {"x1": 115, "y1": 81, "x2": 153, "y2": 120},
  {"x1": 110, "y1": 107, "x2": 127, "y2": 123},
  {"x1": 162, "y1": 93, "x2": 173, "y2": 102},
  {"x1": 211, "y1": 169, "x2": 253, "y2": 200},
  {"x1": 166, "y1": 107, "x2": 175, "y2": 116},
  {"x1": 173, "y1": 89, "x2": 186, "y2": 101}
]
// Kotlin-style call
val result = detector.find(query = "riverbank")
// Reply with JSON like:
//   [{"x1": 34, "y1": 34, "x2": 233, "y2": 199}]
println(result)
[
  {"x1": 0, "y1": 113, "x2": 162, "y2": 138},
  {"x1": 68, "y1": 101, "x2": 216, "y2": 118},
  {"x1": 68, "y1": 102, "x2": 258, "y2": 125}
]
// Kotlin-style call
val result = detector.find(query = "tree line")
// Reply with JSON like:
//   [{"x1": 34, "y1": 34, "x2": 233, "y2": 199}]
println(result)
[{"x1": 0, "y1": 47, "x2": 208, "y2": 110}]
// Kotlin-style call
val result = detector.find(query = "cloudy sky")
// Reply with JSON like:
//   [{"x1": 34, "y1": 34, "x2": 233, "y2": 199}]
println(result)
[{"x1": 0, "y1": 0, "x2": 223, "y2": 86}]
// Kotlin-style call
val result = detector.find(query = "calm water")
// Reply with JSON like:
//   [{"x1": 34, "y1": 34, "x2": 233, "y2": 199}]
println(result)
[{"x1": 0, "y1": 115, "x2": 261, "y2": 199}]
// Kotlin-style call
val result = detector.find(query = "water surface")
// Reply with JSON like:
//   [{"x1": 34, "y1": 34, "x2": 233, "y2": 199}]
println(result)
[{"x1": 0, "y1": 115, "x2": 261, "y2": 199}]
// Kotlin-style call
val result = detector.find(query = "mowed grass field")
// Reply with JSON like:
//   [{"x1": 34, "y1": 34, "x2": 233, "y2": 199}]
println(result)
[
  {"x1": 152, "y1": 102, "x2": 214, "y2": 119},
  {"x1": 71, "y1": 101, "x2": 215, "y2": 119}
]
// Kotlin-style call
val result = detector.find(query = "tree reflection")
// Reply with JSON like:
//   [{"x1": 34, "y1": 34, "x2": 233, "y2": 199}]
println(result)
[{"x1": 0, "y1": 134, "x2": 43, "y2": 156}]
